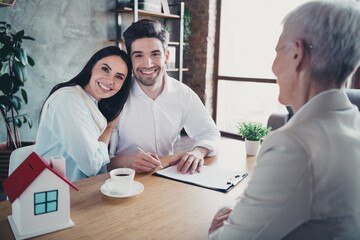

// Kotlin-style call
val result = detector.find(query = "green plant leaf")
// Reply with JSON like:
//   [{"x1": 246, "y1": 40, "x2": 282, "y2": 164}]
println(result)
[
  {"x1": 15, "y1": 117, "x2": 22, "y2": 127},
  {"x1": 0, "y1": 42, "x2": 13, "y2": 62},
  {"x1": 23, "y1": 36, "x2": 35, "y2": 41},
  {"x1": 24, "y1": 115, "x2": 32, "y2": 128},
  {"x1": 21, "y1": 88, "x2": 28, "y2": 104},
  {"x1": 0, "y1": 95, "x2": 14, "y2": 109},
  {"x1": 10, "y1": 95, "x2": 22, "y2": 112},
  {"x1": 236, "y1": 121, "x2": 272, "y2": 141},
  {"x1": 13, "y1": 30, "x2": 24, "y2": 42},
  {"x1": 0, "y1": 61, "x2": 9, "y2": 74},
  {"x1": 0, "y1": 73, "x2": 14, "y2": 94},
  {"x1": 15, "y1": 48, "x2": 28, "y2": 66},
  {"x1": 5, "y1": 24, "x2": 11, "y2": 33},
  {"x1": 27, "y1": 55, "x2": 35, "y2": 66},
  {"x1": 13, "y1": 61, "x2": 27, "y2": 83},
  {"x1": 0, "y1": 103, "x2": 7, "y2": 112}
]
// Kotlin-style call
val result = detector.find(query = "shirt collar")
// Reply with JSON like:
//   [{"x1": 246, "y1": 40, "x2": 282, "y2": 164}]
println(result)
[
  {"x1": 85, "y1": 91, "x2": 98, "y2": 106},
  {"x1": 131, "y1": 72, "x2": 176, "y2": 98},
  {"x1": 288, "y1": 88, "x2": 346, "y2": 125}
]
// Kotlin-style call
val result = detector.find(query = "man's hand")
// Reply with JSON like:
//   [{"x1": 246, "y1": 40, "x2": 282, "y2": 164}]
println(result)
[
  {"x1": 109, "y1": 152, "x2": 161, "y2": 173},
  {"x1": 208, "y1": 208, "x2": 232, "y2": 235},
  {"x1": 169, "y1": 146, "x2": 209, "y2": 174}
]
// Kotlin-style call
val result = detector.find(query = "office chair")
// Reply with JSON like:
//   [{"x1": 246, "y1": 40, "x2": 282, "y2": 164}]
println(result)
[{"x1": 267, "y1": 89, "x2": 360, "y2": 130}]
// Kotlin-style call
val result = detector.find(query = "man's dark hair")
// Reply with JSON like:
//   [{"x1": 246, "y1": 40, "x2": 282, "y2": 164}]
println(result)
[{"x1": 123, "y1": 19, "x2": 169, "y2": 54}]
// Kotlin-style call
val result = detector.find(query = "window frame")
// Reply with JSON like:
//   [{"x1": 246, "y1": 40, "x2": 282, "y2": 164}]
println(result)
[
  {"x1": 213, "y1": 0, "x2": 277, "y2": 140},
  {"x1": 213, "y1": 0, "x2": 360, "y2": 140},
  {"x1": 34, "y1": 190, "x2": 58, "y2": 215}
]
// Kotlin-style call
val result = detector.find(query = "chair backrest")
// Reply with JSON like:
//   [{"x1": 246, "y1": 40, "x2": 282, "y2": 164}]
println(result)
[
  {"x1": 346, "y1": 89, "x2": 360, "y2": 110},
  {"x1": 8, "y1": 145, "x2": 35, "y2": 176},
  {"x1": 267, "y1": 89, "x2": 360, "y2": 130}
]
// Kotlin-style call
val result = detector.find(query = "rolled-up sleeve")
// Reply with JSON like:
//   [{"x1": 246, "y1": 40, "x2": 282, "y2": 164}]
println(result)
[{"x1": 183, "y1": 91, "x2": 220, "y2": 156}]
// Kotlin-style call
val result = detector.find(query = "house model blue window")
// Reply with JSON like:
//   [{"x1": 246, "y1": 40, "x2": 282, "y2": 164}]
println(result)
[{"x1": 34, "y1": 190, "x2": 58, "y2": 215}]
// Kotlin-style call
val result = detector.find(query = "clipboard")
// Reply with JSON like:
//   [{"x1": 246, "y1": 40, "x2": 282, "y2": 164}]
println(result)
[{"x1": 153, "y1": 165, "x2": 248, "y2": 192}]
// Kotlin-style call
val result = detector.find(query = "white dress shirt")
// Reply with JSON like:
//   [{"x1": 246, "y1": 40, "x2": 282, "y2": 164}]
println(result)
[
  {"x1": 109, "y1": 74, "x2": 220, "y2": 158},
  {"x1": 210, "y1": 89, "x2": 360, "y2": 239},
  {"x1": 35, "y1": 91, "x2": 109, "y2": 182}
]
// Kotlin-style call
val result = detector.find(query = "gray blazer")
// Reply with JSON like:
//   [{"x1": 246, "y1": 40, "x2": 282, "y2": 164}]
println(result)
[{"x1": 210, "y1": 89, "x2": 360, "y2": 240}]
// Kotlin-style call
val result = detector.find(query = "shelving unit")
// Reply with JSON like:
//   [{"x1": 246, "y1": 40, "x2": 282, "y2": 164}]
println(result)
[
  {"x1": 111, "y1": 0, "x2": 186, "y2": 82},
  {"x1": 113, "y1": 7, "x2": 180, "y2": 19},
  {"x1": 0, "y1": 0, "x2": 16, "y2": 7}
]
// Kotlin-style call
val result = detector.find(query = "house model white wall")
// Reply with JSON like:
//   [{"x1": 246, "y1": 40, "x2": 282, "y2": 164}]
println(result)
[{"x1": 2, "y1": 153, "x2": 78, "y2": 239}]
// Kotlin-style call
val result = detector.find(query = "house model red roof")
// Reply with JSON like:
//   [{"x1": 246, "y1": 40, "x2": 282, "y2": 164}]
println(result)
[{"x1": 2, "y1": 152, "x2": 78, "y2": 203}]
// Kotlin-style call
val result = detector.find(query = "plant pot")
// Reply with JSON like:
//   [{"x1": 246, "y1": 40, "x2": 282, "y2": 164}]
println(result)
[
  {"x1": 245, "y1": 139, "x2": 260, "y2": 156},
  {"x1": 0, "y1": 141, "x2": 35, "y2": 182}
]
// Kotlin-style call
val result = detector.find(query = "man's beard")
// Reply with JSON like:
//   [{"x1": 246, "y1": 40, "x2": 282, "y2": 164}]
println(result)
[{"x1": 134, "y1": 70, "x2": 162, "y2": 86}]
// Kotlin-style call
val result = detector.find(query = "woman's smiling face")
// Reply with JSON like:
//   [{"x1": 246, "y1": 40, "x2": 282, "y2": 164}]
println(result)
[{"x1": 84, "y1": 55, "x2": 128, "y2": 101}]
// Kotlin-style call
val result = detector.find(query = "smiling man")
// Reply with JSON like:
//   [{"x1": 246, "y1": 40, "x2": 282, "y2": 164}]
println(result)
[{"x1": 108, "y1": 19, "x2": 220, "y2": 174}]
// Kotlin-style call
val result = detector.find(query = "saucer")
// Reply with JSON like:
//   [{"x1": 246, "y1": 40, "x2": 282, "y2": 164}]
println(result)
[{"x1": 100, "y1": 179, "x2": 144, "y2": 198}]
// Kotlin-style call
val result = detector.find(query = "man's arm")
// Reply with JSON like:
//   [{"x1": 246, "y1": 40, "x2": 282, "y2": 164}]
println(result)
[
  {"x1": 184, "y1": 89, "x2": 220, "y2": 157},
  {"x1": 170, "y1": 90, "x2": 220, "y2": 174}
]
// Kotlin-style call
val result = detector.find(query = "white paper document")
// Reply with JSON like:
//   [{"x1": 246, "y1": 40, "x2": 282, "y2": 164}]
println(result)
[{"x1": 153, "y1": 165, "x2": 247, "y2": 192}]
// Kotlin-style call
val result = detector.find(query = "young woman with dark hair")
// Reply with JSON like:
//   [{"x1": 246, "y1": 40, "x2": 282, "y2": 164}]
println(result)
[{"x1": 35, "y1": 46, "x2": 132, "y2": 181}]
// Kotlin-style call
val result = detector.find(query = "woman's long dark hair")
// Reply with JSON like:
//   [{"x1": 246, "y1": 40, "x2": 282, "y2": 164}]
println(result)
[{"x1": 46, "y1": 46, "x2": 132, "y2": 122}]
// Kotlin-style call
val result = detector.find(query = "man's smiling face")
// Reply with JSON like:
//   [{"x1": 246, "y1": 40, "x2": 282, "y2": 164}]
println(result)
[{"x1": 130, "y1": 37, "x2": 169, "y2": 86}]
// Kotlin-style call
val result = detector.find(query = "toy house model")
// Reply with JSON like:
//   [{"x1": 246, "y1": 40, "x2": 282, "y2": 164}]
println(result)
[{"x1": 2, "y1": 152, "x2": 78, "y2": 239}]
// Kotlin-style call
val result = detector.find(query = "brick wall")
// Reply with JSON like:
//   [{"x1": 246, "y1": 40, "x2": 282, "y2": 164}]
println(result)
[{"x1": 183, "y1": 0, "x2": 217, "y2": 117}]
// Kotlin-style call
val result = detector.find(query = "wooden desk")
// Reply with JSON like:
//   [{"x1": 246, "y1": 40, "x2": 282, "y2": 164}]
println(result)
[{"x1": 0, "y1": 140, "x2": 256, "y2": 240}]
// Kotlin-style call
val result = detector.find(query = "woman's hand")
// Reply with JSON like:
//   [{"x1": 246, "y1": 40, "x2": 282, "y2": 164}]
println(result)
[
  {"x1": 209, "y1": 208, "x2": 232, "y2": 235},
  {"x1": 98, "y1": 114, "x2": 120, "y2": 145}
]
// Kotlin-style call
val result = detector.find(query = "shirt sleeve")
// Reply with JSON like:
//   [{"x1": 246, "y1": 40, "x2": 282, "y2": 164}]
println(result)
[
  {"x1": 210, "y1": 131, "x2": 312, "y2": 240},
  {"x1": 109, "y1": 126, "x2": 119, "y2": 158},
  {"x1": 183, "y1": 91, "x2": 220, "y2": 156},
  {"x1": 46, "y1": 92, "x2": 110, "y2": 177}
]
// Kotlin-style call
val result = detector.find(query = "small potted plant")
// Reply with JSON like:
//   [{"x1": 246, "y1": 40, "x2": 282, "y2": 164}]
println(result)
[{"x1": 237, "y1": 122, "x2": 271, "y2": 155}]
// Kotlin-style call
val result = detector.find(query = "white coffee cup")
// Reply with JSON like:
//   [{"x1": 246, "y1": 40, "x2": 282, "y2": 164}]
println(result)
[{"x1": 108, "y1": 168, "x2": 135, "y2": 194}]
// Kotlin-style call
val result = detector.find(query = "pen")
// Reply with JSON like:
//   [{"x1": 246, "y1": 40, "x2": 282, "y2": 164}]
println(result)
[{"x1": 136, "y1": 146, "x2": 163, "y2": 168}]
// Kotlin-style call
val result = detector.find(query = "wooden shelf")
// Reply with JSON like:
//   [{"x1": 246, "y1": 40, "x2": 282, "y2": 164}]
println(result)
[
  {"x1": 110, "y1": 40, "x2": 184, "y2": 46},
  {"x1": 112, "y1": 7, "x2": 180, "y2": 19},
  {"x1": 0, "y1": 0, "x2": 16, "y2": 7},
  {"x1": 169, "y1": 41, "x2": 188, "y2": 46},
  {"x1": 166, "y1": 68, "x2": 189, "y2": 72},
  {"x1": 110, "y1": 39, "x2": 124, "y2": 43}
]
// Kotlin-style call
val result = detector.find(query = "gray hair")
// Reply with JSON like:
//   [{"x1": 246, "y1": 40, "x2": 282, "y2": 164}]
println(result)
[{"x1": 282, "y1": 0, "x2": 360, "y2": 88}]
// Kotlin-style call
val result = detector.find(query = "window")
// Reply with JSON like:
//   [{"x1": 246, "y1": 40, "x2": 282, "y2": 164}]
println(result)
[
  {"x1": 34, "y1": 190, "x2": 58, "y2": 215},
  {"x1": 215, "y1": 0, "x2": 311, "y2": 136}
]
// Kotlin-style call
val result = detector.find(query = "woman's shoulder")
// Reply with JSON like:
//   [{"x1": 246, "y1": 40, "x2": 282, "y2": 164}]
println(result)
[{"x1": 48, "y1": 90, "x2": 86, "y2": 110}]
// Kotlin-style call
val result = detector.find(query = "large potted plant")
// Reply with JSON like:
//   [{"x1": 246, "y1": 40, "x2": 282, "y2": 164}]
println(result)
[
  {"x1": 0, "y1": 21, "x2": 35, "y2": 181},
  {"x1": 0, "y1": 21, "x2": 35, "y2": 150},
  {"x1": 237, "y1": 122, "x2": 271, "y2": 155}
]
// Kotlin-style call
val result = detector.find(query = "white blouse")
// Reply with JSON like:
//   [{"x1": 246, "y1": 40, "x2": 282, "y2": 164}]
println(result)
[{"x1": 35, "y1": 91, "x2": 109, "y2": 182}]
